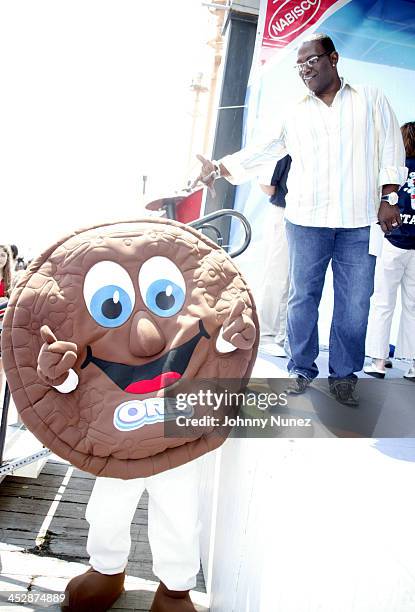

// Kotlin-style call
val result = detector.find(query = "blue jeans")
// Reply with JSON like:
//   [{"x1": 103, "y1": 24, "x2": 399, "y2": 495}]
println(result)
[{"x1": 285, "y1": 221, "x2": 376, "y2": 380}]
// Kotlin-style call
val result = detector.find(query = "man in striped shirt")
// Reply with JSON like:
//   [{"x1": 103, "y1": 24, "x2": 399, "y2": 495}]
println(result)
[{"x1": 197, "y1": 33, "x2": 407, "y2": 406}]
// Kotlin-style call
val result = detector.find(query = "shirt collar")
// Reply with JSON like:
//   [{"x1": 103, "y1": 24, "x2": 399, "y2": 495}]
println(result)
[{"x1": 298, "y1": 77, "x2": 357, "y2": 103}]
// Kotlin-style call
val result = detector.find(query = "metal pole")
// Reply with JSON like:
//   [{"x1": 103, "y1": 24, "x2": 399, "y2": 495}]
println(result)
[{"x1": 0, "y1": 381, "x2": 11, "y2": 465}]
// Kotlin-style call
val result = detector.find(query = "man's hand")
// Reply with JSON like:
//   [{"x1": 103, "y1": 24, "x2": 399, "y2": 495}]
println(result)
[
  {"x1": 191, "y1": 154, "x2": 218, "y2": 196},
  {"x1": 377, "y1": 200, "x2": 402, "y2": 233},
  {"x1": 259, "y1": 184, "x2": 276, "y2": 197},
  {"x1": 37, "y1": 325, "x2": 78, "y2": 387}
]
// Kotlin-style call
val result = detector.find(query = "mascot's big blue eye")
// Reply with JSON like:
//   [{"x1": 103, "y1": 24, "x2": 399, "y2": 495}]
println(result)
[
  {"x1": 90, "y1": 285, "x2": 133, "y2": 327},
  {"x1": 84, "y1": 261, "x2": 135, "y2": 328},
  {"x1": 145, "y1": 279, "x2": 185, "y2": 317},
  {"x1": 139, "y1": 256, "x2": 186, "y2": 318}
]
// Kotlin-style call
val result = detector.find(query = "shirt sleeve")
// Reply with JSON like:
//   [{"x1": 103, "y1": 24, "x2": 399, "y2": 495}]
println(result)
[
  {"x1": 257, "y1": 160, "x2": 280, "y2": 186},
  {"x1": 375, "y1": 90, "x2": 408, "y2": 187},
  {"x1": 219, "y1": 124, "x2": 288, "y2": 185}
]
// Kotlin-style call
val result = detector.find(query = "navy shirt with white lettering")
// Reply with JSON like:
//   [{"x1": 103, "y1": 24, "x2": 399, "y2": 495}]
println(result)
[{"x1": 387, "y1": 157, "x2": 415, "y2": 250}]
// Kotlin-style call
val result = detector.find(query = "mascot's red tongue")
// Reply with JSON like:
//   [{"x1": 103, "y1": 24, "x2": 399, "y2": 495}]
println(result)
[{"x1": 125, "y1": 372, "x2": 181, "y2": 394}]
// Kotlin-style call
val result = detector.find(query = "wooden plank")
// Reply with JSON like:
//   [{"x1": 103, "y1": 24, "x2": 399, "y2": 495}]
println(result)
[
  {"x1": 0, "y1": 489, "x2": 90, "y2": 506},
  {"x1": 4, "y1": 474, "x2": 65, "y2": 489},
  {"x1": 40, "y1": 462, "x2": 94, "y2": 479},
  {"x1": 0, "y1": 497, "x2": 53, "y2": 515},
  {"x1": 4, "y1": 473, "x2": 94, "y2": 492},
  {"x1": 0, "y1": 531, "x2": 87, "y2": 556},
  {"x1": 0, "y1": 511, "x2": 45, "y2": 533},
  {"x1": 0, "y1": 511, "x2": 84, "y2": 533},
  {"x1": 46, "y1": 541, "x2": 88, "y2": 562},
  {"x1": 52, "y1": 502, "x2": 86, "y2": 520},
  {"x1": 0, "y1": 535, "x2": 38, "y2": 549},
  {"x1": 13, "y1": 501, "x2": 147, "y2": 523},
  {"x1": 0, "y1": 482, "x2": 90, "y2": 503},
  {"x1": 46, "y1": 515, "x2": 89, "y2": 535},
  {"x1": 60, "y1": 476, "x2": 95, "y2": 492},
  {"x1": 0, "y1": 521, "x2": 145, "y2": 546},
  {"x1": 0, "y1": 477, "x2": 148, "y2": 508},
  {"x1": 134, "y1": 528, "x2": 151, "y2": 543},
  {"x1": 56, "y1": 489, "x2": 92, "y2": 504}
]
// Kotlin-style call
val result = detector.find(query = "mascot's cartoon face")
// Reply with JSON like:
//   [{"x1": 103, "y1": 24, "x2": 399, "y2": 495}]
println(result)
[{"x1": 2, "y1": 218, "x2": 258, "y2": 478}]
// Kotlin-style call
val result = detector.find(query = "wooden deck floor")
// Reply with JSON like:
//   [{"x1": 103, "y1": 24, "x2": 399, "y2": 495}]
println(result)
[{"x1": 0, "y1": 459, "x2": 208, "y2": 611}]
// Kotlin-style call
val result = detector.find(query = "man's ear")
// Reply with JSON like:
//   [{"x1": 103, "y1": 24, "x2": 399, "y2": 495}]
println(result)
[{"x1": 331, "y1": 51, "x2": 339, "y2": 67}]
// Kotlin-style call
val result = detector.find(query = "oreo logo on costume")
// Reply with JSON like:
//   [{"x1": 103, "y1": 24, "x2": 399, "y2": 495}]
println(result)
[{"x1": 113, "y1": 397, "x2": 194, "y2": 432}]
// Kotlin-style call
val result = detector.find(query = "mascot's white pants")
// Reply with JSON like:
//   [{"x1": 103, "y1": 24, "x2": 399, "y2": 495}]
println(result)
[{"x1": 85, "y1": 458, "x2": 202, "y2": 591}]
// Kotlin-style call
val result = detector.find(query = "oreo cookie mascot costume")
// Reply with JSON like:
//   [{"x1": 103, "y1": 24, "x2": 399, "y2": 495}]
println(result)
[{"x1": 2, "y1": 217, "x2": 258, "y2": 611}]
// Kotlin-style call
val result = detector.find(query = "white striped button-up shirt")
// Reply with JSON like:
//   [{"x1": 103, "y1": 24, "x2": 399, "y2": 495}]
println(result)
[{"x1": 221, "y1": 78, "x2": 407, "y2": 228}]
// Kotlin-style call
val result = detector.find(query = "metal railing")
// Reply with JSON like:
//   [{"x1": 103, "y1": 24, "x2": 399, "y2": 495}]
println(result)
[{"x1": 189, "y1": 208, "x2": 251, "y2": 258}]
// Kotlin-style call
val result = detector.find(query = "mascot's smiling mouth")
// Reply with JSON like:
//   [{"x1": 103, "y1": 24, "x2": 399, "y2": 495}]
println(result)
[{"x1": 80, "y1": 319, "x2": 210, "y2": 395}]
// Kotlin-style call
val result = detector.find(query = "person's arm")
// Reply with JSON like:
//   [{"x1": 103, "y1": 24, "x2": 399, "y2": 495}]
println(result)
[
  {"x1": 378, "y1": 183, "x2": 401, "y2": 233},
  {"x1": 259, "y1": 184, "x2": 276, "y2": 197},
  {"x1": 375, "y1": 91, "x2": 408, "y2": 232},
  {"x1": 195, "y1": 124, "x2": 288, "y2": 192}
]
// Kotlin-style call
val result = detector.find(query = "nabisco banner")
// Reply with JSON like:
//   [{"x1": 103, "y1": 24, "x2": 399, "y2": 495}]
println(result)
[{"x1": 259, "y1": 0, "x2": 347, "y2": 65}]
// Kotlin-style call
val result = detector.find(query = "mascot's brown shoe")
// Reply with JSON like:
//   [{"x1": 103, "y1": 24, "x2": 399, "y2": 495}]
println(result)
[
  {"x1": 61, "y1": 567, "x2": 125, "y2": 612},
  {"x1": 150, "y1": 582, "x2": 197, "y2": 612}
]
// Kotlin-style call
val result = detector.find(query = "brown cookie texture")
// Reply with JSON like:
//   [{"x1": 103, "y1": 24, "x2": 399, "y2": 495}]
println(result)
[{"x1": 2, "y1": 217, "x2": 258, "y2": 478}]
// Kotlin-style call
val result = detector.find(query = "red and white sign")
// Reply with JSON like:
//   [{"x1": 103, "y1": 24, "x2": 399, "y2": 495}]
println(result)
[{"x1": 259, "y1": 0, "x2": 344, "y2": 65}]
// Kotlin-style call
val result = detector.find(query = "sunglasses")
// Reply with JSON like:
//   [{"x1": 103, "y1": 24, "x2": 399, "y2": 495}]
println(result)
[{"x1": 294, "y1": 52, "x2": 331, "y2": 73}]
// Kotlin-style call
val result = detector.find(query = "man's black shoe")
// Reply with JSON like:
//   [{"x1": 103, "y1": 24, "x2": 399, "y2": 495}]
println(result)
[
  {"x1": 329, "y1": 378, "x2": 359, "y2": 407},
  {"x1": 286, "y1": 374, "x2": 311, "y2": 395}
]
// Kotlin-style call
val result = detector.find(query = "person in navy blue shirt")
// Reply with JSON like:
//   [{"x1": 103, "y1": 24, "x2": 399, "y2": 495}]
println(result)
[{"x1": 365, "y1": 122, "x2": 415, "y2": 380}]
